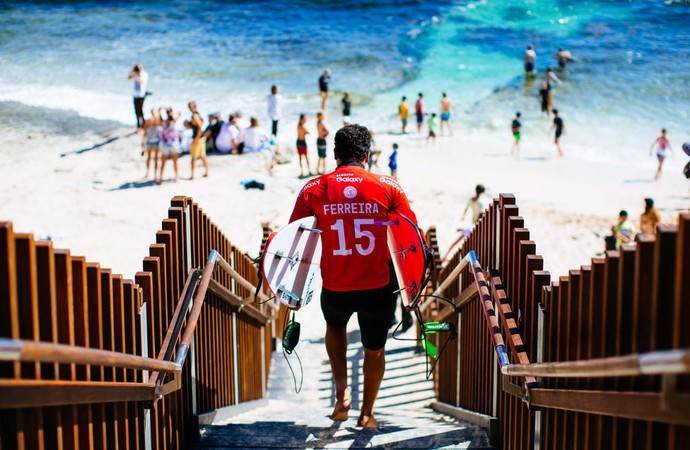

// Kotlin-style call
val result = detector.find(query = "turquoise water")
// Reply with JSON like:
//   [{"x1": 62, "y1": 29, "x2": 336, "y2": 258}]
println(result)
[{"x1": 0, "y1": 0, "x2": 688, "y2": 162}]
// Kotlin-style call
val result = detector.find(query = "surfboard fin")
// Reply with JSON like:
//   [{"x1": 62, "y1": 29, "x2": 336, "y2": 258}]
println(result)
[
  {"x1": 393, "y1": 280, "x2": 417, "y2": 295},
  {"x1": 298, "y1": 224, "x2": 322, "y2": 233},
  {"x1": 277, "y1": 285, "x2": 302, "y2": 310}
]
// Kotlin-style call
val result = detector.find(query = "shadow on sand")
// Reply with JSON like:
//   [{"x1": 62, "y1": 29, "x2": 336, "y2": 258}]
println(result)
[
  {"x1": 109, "y1": 179, "x2": 158, "y2": 191},
  {"x1": 60, "y1": 131, "x2": 137, "y2": 157}
]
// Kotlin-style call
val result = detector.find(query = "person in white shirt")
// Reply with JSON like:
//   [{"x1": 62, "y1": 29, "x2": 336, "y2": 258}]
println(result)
[
  {"x1": 215, "y1": 114, "x2": 242, "y2": 154},
  {"x1": 524, "y1": 44, "x2": 536, "y2": 75},
  {"x1": 128, "y1": 63, "x2": 148, "y2": 129},
  {"x1": 241, "y1": 117, "x2": 269, "y2": 153},
  {"x1": 267, "y1": 84, "x2": 282, "y2": 137}
]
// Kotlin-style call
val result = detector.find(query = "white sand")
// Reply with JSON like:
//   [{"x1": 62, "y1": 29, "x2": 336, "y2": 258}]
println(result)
[{"x1": 1, "y1": 122, "x2": 687, "y2": 284}]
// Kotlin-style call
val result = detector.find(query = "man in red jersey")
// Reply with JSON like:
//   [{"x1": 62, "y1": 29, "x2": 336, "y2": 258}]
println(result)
[{"x1": 290, "y1": 124, "x2": 418, "y2": 428}]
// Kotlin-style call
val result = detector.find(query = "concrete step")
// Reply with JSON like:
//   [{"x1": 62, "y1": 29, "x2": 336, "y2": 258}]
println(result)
[{"x1": 195, "y1": 327, "x2": 493, "y2": 449}]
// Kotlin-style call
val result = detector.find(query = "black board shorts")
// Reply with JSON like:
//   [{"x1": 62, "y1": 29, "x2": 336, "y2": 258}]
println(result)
[{"x1": 321, "y1": 284, "x2": 396, "y2": 350}]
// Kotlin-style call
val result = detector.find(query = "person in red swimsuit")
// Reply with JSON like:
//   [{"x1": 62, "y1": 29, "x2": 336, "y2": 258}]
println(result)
[{"x1": 290, "y1": 124, "x2": 418, "y2": 428}]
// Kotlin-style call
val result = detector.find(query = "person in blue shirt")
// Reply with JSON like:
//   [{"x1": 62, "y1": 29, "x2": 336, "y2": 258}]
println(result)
[{"x1": 388, "y1": 143, "x2": 399, "y2": 180}]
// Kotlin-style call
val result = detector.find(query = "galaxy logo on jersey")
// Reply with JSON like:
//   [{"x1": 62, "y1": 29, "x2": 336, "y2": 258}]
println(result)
[
  {"x1": 379, "y1": 176, "x2": 404, "y2": 193},
  {"x1": 299, "y1": 178, "x2": 321, "y2": 196},
  {"x1": 343, "y1": 186, "x2": 357, "y2": 199}
]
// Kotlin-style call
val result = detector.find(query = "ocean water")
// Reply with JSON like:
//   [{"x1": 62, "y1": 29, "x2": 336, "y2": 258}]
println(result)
[{"x1": 0, "y1": 0, "x2": 688, "y2": 164}]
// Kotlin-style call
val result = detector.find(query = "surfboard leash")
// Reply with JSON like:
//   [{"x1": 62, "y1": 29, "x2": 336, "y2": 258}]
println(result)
[
  {"x1": 392, "y1": 293, "x2": 457, "y2": 379},
  {"x1": 281, "y1": 308, "x2": 304, "y2": 393}
]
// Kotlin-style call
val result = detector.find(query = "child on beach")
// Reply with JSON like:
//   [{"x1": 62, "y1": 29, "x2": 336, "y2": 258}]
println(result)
[
  {"x1": 316, "y1": 111, "x2": 329, "y2": 175},
  {"x1": 511, "y1": 112, "x2": 521, "y2": 156},
  {"x1": 550, "y1": 109, "x2": 564, "y2": 156},
  {"x1": 142, "y1": 107, "x2": 162, "y2": 178},
  {"x1": 296, "y1": 114, "x2": 312, "y2": 177},
  {"x1": 399, "y1": 96, "x2": 408, "y2": 134},
  {"x1": 158, "y1": 108, "x2": 181, "y2": 184},
  {"x1": 388, "y1": 143, "x2": 399, "y2": 180},
  {"x1": 605, "y1": 210, "x2": 636, "y2": 250},
  {"x1": 650, "y1": 128, "x2": 673, "y2": 181},
  {"x1": 427, "y1": 113, "x2": 438, "y2": 145}
]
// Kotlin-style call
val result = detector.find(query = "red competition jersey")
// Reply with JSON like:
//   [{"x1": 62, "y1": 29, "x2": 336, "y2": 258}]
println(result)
[{"x1": 289, "y1": 164, "x2": 417, "y2": 292}]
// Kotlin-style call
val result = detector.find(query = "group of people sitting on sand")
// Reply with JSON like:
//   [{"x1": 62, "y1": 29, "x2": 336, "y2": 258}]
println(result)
[{"x1": 141, "y1": 102, "x2": 279, "y2": 184}]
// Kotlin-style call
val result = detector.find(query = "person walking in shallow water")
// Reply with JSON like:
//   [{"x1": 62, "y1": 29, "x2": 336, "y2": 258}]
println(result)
[
  {"x1": 398, "y1": 96, "x2": 409, "y2": 134},
  {"x1": 319, "y1": 69, "x2": 331, "y2": 110},
  {"x1": 650, "y1": 128, "x2": 673, "y2": 181},
  {"x1": 440, "y1": 92, "x2": 454, "y2": 136},
  {"x1": 415, "y1": 93, "x2": 424, "y2": 134},
  {"x1": 511, "y1": 112, "x2": 521, "y2": 156},
  {"x1": 524, "y1": 44, "x2": 536, "y2": 75},
  {"x1": 550, "y1": 109, "x2": 565, "y2": 156}
]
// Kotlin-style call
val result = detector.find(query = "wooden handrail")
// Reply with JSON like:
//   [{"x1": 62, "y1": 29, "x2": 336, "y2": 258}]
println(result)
[
  {"x1": 214, "y1": 251, "x2": 272, "y2": 305},
  {"x1": 207, "y1": 279, "x2": 269, "y2": 325},
  {"x1": 0, "y1": 337, "x2": 180, "y2": 373},
  {"x1": 502, "y1": 349, "x2": 690, "y2": 378}
]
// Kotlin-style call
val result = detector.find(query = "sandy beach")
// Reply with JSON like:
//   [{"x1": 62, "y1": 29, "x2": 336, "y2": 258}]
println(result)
[{"x1": 1, "y1": 119, "x2": 687, "y2": 285}]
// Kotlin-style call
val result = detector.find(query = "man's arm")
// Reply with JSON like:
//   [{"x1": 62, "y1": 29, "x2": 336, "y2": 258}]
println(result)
[{"x1": 289, "y1": 194, "x2": 313, "y2": 223}]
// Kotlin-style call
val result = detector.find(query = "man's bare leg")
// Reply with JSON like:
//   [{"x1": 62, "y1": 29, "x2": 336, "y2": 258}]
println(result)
[
  {"x1": 325, "y1": 324, "x2": 351, "y2": 421},
  {"x1": 358, "y1": 347, "x2": 385, "y2": 428}
]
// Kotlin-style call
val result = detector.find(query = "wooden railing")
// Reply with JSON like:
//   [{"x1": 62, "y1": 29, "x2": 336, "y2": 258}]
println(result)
[
  {"x1": 424, "y1": 194, "x2": 690, "y2": 450},
  {"x1": 0, "y1": 196, "x2": 277, "y2": 450}
]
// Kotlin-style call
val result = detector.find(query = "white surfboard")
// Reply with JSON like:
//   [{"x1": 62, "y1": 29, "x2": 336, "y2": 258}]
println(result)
[{"x1": 261, "y1": 216, "x2": 322, "y2": 310}]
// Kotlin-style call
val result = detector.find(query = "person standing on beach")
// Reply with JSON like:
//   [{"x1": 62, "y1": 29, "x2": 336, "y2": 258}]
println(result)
[
  {"x1": 650, "y1": 129, "x2": 673, "y2": 181},
  {"x1": 188, "y1": 101, "x2": 209, "y2": 179},
  {"x1": 142, "y1": 107, "x2": 162, "y2": 178},
  {"x1": 316, "y1": 111, "x2": 329, "y2": 175},
  {"x1": 524, "y1": 44, "x2": 537, "y2": 75},
  {"x1": 388, "y1": 143, "x2": 399, "y2": 180},
  {"x1": 128, "y1": 63, "x2": 148, "y2": 129},
  {"x1": 415, "y1": 93, "x2": 425, "y2": 134},
  {"x1": 319, "y1": 69, "x2": 331, "y2": 110},
  {"x1": 427, "y1": 113, "x2": 438, "y2": 145},
  {"x1": 341, "y1": 92, "x2": 352, "y2": 120},
  {"x1": 267, "y1": 84, "x2": 282, "y2": 137},
  {"x1": 289, "y1": 124, "x2": 420, "y2": 429},
  {"x1": 158, "y1": 108, "x2": 181, "y2": 184},
  {"x1": 538, "y1": 82, "x2": 551, "y2": 116},
  {"x1": 440, "y1": 93, "x2": 454, "y2": 136},
  {"x1": 297, "y1": 114, "x2": 312, "y2": 177},
  {"x1": 398, "y1": 96, "x2": 409, "y2": 134},
  {"x1": 550, "y1": 109, "x2": 565, "y2": 156},
  {"x1": 511, "y1": 112, "x2": 521, "y2": 156}
]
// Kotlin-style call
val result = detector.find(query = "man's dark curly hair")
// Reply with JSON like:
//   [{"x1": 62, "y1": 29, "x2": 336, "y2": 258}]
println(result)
[{"x1": 334, "y1": 124, "x2": 371, "y2": 163}]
